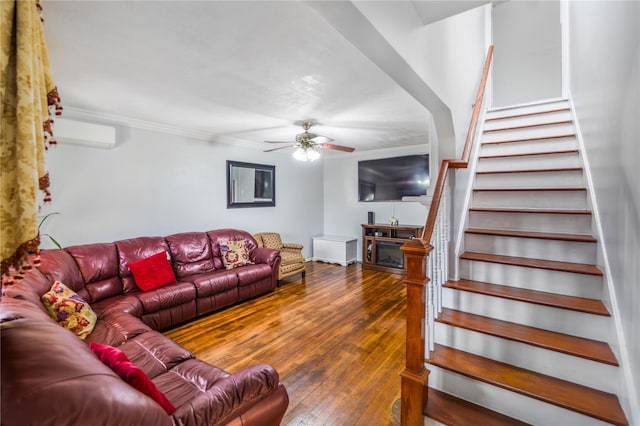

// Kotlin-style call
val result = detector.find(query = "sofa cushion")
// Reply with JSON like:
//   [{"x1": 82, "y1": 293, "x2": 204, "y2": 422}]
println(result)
[
  {"x1": 118, "y1": 330, "x2": 195, "y2": 378},
  {"x1": 166, "y1": 232, "x2": 216, "y2": 278},
  {"x1": 38, "y1": 249, "x2": 89, "y2": 301},
  {"x1": 85, "y1": 311, "x2": 153, "y2": 347},
  {"x1": 41, "y1": 281, "x2": 97, "y2": 339},
  {"x1": 135, "y1": 281, "x2": 196, "y2": 314},
  {"x1": 128, "y1": 251, "x2": 177, "y2": 291},
  {"x1": 220, "y1": 240, "x2": 253, "y2": 270},
  {"x1": 116, "y1": 237, "x2": 171, "y2": 293},
  {"x1": 235, "y1": 264, "x2": 272, "y2": 287},
  {"x1": 66, "y1": 243, "x2": 122, "y2": 303},
  {"x1": 185, "y1": 269, "x2": 238, "y2": 298},
  {"x1": 90, "y1": 342, "x2": 177, "y2": 414}
]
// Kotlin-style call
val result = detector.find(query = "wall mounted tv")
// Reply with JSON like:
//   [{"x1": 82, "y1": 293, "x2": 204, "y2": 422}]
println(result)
[{"x1": 358, "y1": 154, "x2": 429, "y2": 202}]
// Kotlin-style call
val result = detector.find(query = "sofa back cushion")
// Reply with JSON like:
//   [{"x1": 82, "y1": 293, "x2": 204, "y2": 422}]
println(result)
[
  {"x1": 206, "y1": 229, "x2": 257, "y2": 270},
  {"x1": 66, "y1": 243, "x2": 123, "y2": 303},
  {"x1": 115, "y1": 237, "x2": 171, "y2": 294},
  {"x1": 165, "y1": 232, "x2": 215, "y2": 278},
  {"x1": 38, "y1": 249, "x2": 89, "y2": 302}
]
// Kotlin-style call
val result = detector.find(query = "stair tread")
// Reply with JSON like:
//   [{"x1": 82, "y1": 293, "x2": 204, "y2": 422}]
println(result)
[
  {"x1": 473, "y1": 187, "x2": 586, "y2": 192},
  {"x1": 428, "y1": 345, "x2": 628, "y2": 425},
  {"x1": 482, "y1": 133, "x2": 576, "y2": 145},
  {"x1": 484, "y1": 120, "x2": 573, "y2": 133},
  {"x1": 460, "y1": 251, "x2": 603, "y2": 276},
  {"x1": 424, "y1": 387, "x2": 530, "y2": 426},
  {"x1": 479, "y1": 149, "x2": 578, "y2": 159},
  {"x1": 476, "y1": 167, "x2": 582, "y2": 175},
  {"x1": 486, "y1": 107, "x2": 571, "y2": 121},
  {"x1": 437, "y1": 308, "x2": 618, "y2": 365},
  {"x1": 469, "y1": 207, "x2": 592, "y2": 215},
  {"x1": 465, "y1": 228, "x2": 597, "y2": 243},
  {"x1": 444, "y1": 279, "x2": 610, "y2": 316}
]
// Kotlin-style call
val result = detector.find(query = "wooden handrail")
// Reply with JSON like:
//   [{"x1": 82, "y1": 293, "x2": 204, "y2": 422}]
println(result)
[
  {"x1": 400, "y1": 45, "x2": 494, "y2": 426},
  {"x1": 421, "y1": 45, "x2": 494, "y2": 241}
]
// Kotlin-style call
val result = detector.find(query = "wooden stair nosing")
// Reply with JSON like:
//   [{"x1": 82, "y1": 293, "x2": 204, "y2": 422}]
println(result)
[
  {"x1": 484, "y1": 120, "x2": 573, "y2": 133},
  {"x1": 479, "y1": 149, "x2": 579, "y2": 160},
  {"x1": 424, "y1": 387, "x2": 530, "y2": 426},
  {"x1": 465, "y1": 228, "x2": 597, "y2": 243},
  {"x1": 476, "y1": 167, "x2": 582, "y2": 175},
  {"x1": 436, "y1": 308, "x2": 618, "y2": 365},
  {"x1": 473, "y1": 187, "x2": 587, "y2": 192},
  {"x1": 444, "y1": 279, "x2": 610, "y2": 316},
  {"x1": 469, "y1": 207, "x2": 592, "y2": 215},
  {"x1": 460, "y1": 251, "x2": 603, "y2": 276},
  {"x1": 482, "y1": 133, "x2": 576, "y2": 146},
  {"x1": 485, "y1": 107, "x2": 571, "y2": 122},
  {"x1": 428, "y1": 345, "x2": 628, "y2": 426}
]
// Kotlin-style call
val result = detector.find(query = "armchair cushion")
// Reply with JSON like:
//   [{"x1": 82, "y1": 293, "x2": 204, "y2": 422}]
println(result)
[{"x1": 258, "y1": 233, "x2": 283, "y2": 250}]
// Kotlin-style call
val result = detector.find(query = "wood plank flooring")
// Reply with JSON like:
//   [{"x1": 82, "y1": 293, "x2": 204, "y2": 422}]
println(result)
[{"x1": 164, "y1": 261, "x2": 407, "y2": 426}]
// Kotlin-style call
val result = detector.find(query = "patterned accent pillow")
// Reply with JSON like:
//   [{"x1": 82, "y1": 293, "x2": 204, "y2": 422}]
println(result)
[
  {"x1": 220, "y1": 240, "x2": 253, "y2": 270},
  {"x1": 262, "y1": 233, "x2": 283, "y2": 250},
  {"x1": 41, "y1": 281, "x2": 97, "y2": 340},
  {"x1": 90, "y1": 343, "x2": 176, "y2": 415}
]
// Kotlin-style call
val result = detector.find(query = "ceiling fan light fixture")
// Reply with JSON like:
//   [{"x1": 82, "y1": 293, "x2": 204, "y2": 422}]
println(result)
[{"x1": 293, "y1": 146, "x2": 320, "y2": 162}]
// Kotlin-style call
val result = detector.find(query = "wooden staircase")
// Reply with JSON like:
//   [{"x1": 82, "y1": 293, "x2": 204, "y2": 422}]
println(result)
[{"x1": 423, "y1": 100, "x2": 629, "y2": 425}]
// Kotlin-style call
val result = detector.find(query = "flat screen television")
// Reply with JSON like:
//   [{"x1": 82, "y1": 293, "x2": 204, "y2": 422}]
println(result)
[{"x1": 358, "y1": 154, "x2": 429, "y2": 202}]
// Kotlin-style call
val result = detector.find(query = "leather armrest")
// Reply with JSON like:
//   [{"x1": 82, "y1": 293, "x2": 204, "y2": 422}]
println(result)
[{"x1": 251, "y1": 247, "x2": 280, "y2": 266}]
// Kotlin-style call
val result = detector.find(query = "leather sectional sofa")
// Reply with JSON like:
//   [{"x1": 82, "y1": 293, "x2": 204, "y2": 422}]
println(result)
[{"x1": 1, "y1": 228, "x2": 289, "y2": 426}]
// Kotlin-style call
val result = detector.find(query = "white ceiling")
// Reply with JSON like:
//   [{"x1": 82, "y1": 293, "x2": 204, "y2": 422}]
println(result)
[{"x1": 43, "y1": 1, "x2": 488, "y2": 155}]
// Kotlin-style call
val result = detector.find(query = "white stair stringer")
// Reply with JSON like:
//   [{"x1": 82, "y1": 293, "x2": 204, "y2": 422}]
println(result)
[
  {"x1": 464, "y1": 232, "x2": 597, "y2": 264},
  {"x1": 426, "y1": 364, "x2": 613, "y2": 426},
  {"x1": 441, "y1": 286, "x2": 611, "y2": 342},
  {"x1": 434, "y1": 321, "x2": 618, "y2": 393},
  {"x1": 459, "y1": 258, "x2": 603, "y2": 299}
]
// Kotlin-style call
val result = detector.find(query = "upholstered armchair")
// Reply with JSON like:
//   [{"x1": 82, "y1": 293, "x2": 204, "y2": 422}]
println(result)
[{"x1": 253, "y1": 232, "x2": 305, "y2": 282}]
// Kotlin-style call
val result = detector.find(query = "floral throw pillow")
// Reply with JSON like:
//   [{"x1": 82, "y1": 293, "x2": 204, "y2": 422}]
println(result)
[
  {"x1": 220, "y1": 239, "x2": 253, "y2": 270},
  {"x1": 41, "y1": 281, "x2": 97, "y2": 339}
]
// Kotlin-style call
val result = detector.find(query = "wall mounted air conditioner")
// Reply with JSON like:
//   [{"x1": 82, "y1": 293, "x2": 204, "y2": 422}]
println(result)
[{"x1": 54, "y1": 118, "x2": 116, "y2": 149}]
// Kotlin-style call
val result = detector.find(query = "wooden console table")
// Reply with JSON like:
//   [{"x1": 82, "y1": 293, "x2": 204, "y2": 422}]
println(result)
[{"x1": 361, "y1": 224, "x2": 423, "y2": 274}]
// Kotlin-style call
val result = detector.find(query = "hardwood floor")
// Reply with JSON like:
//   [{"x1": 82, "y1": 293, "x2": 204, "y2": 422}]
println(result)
[{"x1": 164, "y1": 261, "x2": 407, "y2": 426}]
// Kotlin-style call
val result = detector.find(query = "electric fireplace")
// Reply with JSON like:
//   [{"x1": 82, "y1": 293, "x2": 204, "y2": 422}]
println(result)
[{"x1": 375, "y1": 241, "x2": 404, "y2": 269}]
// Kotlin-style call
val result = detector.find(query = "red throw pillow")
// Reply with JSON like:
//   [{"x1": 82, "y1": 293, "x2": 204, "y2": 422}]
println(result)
[
  {"x1": 128, "y1": 251, "x2": 176, "y2": 291},
  {"x1": 90, "y1": 342, "x2": 176, "y2": 415}
]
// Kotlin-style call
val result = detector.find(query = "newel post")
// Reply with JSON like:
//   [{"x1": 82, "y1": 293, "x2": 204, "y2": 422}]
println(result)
[{"x1": 399, "y1": 238, "x2": 432, "y2": 426}]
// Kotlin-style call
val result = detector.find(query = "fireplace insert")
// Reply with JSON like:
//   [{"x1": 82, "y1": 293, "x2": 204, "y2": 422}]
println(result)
[{"x1": 375, "y1": 241, "x2": 404, "y2": 269}]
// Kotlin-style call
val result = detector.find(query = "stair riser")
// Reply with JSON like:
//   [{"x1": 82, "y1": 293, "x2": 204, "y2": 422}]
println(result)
[
  {"x1": 483, "y1": 110, "x2": 572, "y2": 131},
  {"x1": 468, "y1": 211, "x2": 593, "y2": 234},
  {"x1": 472, "y1": 190, "x2": 588, "y2": 209},
  {"x1": 475, "y1": 169, "x2": 584, "y2": 189},
  {"x1": 426, "y1": 365, "x2": 611, "y2": 426},
  {"x1": 434, "y1": 322, "x2": 618, "y2": 393},
  {"x1": 486, "y1": 100, "x2": 570, "y2": 120},
  {"x1": 441, "y1": 287, "x2": 611, "y2": 341},
  {"x1": 480, "y1": 137, "x2": 578, "y2": 158},
  {"x1": 464, "y1": 234, "x2": 597, "y2": 264},
  {"x1": 482, "y1": 124, "x2": 575, "y2": 144},
  {"x1": 477, "y1": 152, "x2": 581, "y2": 172},
  {"x1": 459, "y1": 259, "x2": 603, "y2": 299}
]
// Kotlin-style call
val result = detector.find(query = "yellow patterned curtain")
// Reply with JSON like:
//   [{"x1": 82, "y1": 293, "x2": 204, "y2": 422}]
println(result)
[{"x1": 1, "y1": 0, "x2": 62, "y2": 286}]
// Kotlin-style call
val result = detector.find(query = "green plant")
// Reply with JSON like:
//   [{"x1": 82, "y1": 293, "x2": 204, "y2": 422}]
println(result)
[{"x1": 38, "y1": 212, "x2": 62, "y2": 249}]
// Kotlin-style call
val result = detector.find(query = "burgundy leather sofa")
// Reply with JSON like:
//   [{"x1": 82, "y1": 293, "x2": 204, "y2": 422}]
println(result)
[{"x1": 1, "y1": 229, "x2": 288, "y2": 426}]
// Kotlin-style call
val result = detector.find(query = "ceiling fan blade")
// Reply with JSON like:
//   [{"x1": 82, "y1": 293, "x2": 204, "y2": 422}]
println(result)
[
  {"x1": 318, "y1": 143, "x2": 355, "y2": 153},
  {"x1": 264, "y1": 140, "x2": 294, "y2": 144},
  {"x1": 310, "y1": 135, "x2": 334, "y2": 143},
  {"x1": 264, "y1": 145, "x2": 297, "y2": 153}
]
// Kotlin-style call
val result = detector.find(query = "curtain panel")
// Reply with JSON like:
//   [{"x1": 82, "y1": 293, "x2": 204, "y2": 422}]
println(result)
[{"x1": 1, "y1": 0, "x2": 62, "y2": 285}]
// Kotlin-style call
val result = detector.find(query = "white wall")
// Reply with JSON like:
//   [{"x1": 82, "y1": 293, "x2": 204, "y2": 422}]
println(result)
[
  {"x1": 40, "y1": 124, "x2": 324, "y2": 259},
  {"x1": 323, "y1": 146, "x2": 430, "y2": 262},
  {"x1": 492, "y1": 1, "x2": 562, "y2": 106},
  {"x1": 568, "y1": 0, "x2": 640, "y2": 422}
]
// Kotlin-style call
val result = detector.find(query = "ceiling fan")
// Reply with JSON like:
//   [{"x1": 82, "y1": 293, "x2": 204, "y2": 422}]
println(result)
[{"x1": 264, "y1": 121, "x2": 355, "y2": 161}]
